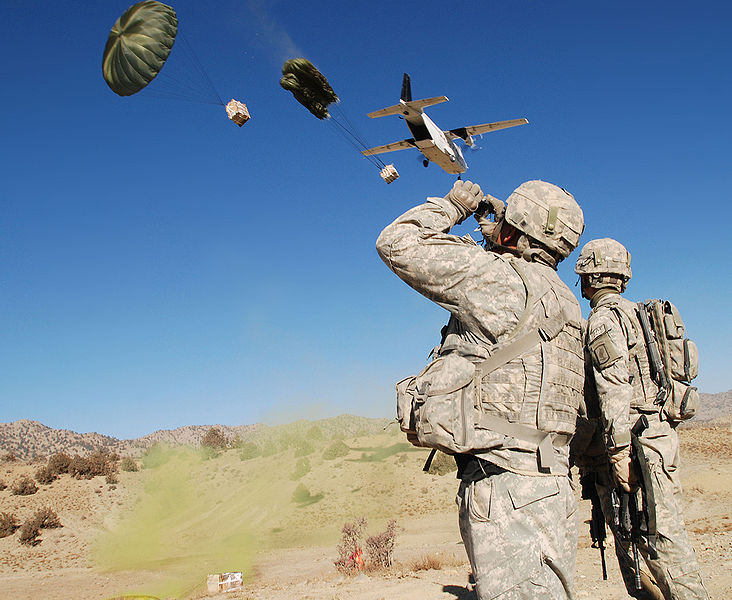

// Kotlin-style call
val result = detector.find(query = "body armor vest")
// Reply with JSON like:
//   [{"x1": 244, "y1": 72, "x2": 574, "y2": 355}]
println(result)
[{"x1": 437, "y1": 256, "x2": 584, "y2": 474}]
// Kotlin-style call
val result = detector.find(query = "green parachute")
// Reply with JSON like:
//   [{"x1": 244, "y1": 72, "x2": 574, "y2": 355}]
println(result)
[
  {"x1": 280, "y1": 59, "x2": 338, "y2": 120},
  {"x1": 102, "y1": 1, "x2": 178, "y2": 97}
]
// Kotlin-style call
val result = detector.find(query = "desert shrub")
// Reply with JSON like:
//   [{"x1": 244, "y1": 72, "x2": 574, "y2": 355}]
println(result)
[
  {"x1": 199, "y1": 445, "x2": 220, "y2": 461},
  {"x1": 34, "y1": 465, "x2": 57, "y2": 485},
  {"x1": 229, "y1": 434, "x2": 243, "y2": 448},
  {"x1": 47, "y1": 452, "x2": 72, "y2": 475},
  {"x1": 409, "y1": 553, "x2": 444, "y2": 572},
  {"x1": 0, "y1": 512, "x2": 19, "y2": 538},
  {"x1": 11, "y1": 476, "x2": 38, "y2": 496},
  {"x1": 2, "y1": 452, "x2": 17, "y2": 462},
  {"x1": 18, "y1": 520, "x2": 41, "y2": 546},
  {"x1": 0, "y1": 480, "x2": 7, "y2": 491},
  {"x1": 291, "y1": 483, "x2": 324, "y2": 506},
  {"x1": 293, "y1": 440, "x2": 314, "y2": 457},
  {"x1": 425, "y1": 451, "x2": 457, "y2": 476},
  {"x1": 119, "y1": 457, "x2": 138, "y2": 472},
  {"x1": 290, "y1": 457, "x2": 311, "y2": 480},
  {"x1": 106, "y1": 472, "x2": 119, "y2": 485},
  {"x1": 322, "y1": 440, "x2": 350, "y2": 460},
  {"x1": 365, "y1": 520, "x2": 398, "y2": 569},
  {"x1": 238, "y1": 442, "x2": 260, "y2": 461},
  {"x1": 334, "y1": 517, "x2": 367, "y2": 572},
  {"x1": 261, "y1": 440, "x2": 279, "y2": 457},
  {"x1": 70, "y1": 449, "x2": 118, "y2": 479},
  {"x1": 33, "y1": 507, "x2": 62, "y2": 529},
  {"x1": 201, "y1": 427, "x2": 227, "y2": 450},
  {"x1": 306, "y1": 425, "x2": 324, "y2": 441},
  {"x1": 142, "y1": 444, "x2": 171, "y2": 469}
]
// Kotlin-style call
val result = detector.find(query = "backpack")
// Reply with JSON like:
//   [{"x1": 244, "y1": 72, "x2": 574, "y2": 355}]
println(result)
[{"x1": 637, "y1": 299, "x2": 700, "y2": 422}]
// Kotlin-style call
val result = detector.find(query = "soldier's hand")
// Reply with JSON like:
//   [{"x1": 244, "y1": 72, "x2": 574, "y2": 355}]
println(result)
[
  {"x1": 609, "y1": 446, "x2": 638, "y2": 493},
  {"x1": 445, "y1": 180, "x2": 484, "y2": 217}
]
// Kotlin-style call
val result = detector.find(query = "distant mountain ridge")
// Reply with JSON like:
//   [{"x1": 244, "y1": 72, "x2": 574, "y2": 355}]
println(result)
[
  {"x1": 1, "y1": 392, "x2": 727, "y2": 461},
  {"x1": 0, "y1": 415, "x2": 392, "y2": 461}
]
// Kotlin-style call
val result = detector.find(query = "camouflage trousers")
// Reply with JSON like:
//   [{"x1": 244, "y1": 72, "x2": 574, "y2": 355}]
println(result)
[
  {"x1": 457, "y1": 470, "x2": 577, "y2": 599},
  {"x1": 594, "y1": 421, "x2": 709, "y2": 600}
]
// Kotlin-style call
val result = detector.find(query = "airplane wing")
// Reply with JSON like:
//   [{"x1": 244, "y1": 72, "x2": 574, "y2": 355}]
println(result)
[
  {"x1": 448, "y1": 118, "x2": 529, "y2": 140},
  {"x1": 367, "y1": 96, "x2": 449, "y2": 119},
  {"x1": 361, "y1": 138, "x2": 416, "y2": 156}
]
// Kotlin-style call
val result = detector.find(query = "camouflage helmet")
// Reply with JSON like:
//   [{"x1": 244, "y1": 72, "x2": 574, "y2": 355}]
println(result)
[
  {"x1": 574, "y1": 238, "x2": 632, "y2": 280},
  {"x1": 503, "y1": 181, "x2": 584, "y2": 259}
]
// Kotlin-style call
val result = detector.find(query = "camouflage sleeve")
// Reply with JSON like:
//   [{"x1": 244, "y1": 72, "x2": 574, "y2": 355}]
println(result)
[
  {"x1": 586, "y1": 308, "x2": 632, "y2": 451},
  {"x1": 376, "y1": 197, "x2": 525, "y2": 341}
]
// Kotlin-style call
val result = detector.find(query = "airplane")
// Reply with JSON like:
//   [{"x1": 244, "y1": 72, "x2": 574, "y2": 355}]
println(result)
[{"x1": 362, "y1": 74, "x2": 528, "y2": 175}]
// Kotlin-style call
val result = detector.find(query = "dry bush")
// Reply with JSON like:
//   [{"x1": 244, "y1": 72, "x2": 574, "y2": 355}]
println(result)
[
  {"x1": 291, "y1": 483, "x2": 324, "y2": 506},
  {"x1": 0, "y1": 480, "x2": 6, "y2": 491},
  {"x1": 119, "y1": 457, "x2": 138, "y2": 472},
  {"x1": 201, "y1": 427, "x2": 227, "y2": 450},
  {"x1": 334, "y1": 517, "x2": 368, "y2": 573},
  {"x1": 47, "y1": 452, "x2": 72, "y2": 475},
  {"x1": 18, "y1": 520, "x2": 41, "y2": 546},
  {"x1": 365, "y1": 519, "x2": 398, "y2": 569},
  {"x1": 322, "y1": 440, "x2": 350, "y2": 460},
  {"x1": 238, "y1": 442, "x2": 260, "y2": 460},
  {"x1": 11, "y1": 476, "x2": 38, "y2": 496},
  {"x1": 33, "y1": 507, "x2": 62, "y2": 529},
  {"x1": 409, "y1": 553, "x2": 444, "y2": 572},
  {"x1": 0, "y1": 512, "x2": 20, "y2": 538},
  {"x1": 106, "y1": 472, "x2": 119, "y2": 485},
  {"x1": 34, "y1": 465, "x2": 57, "y2": 485},
  {"x1": 2, "y1": 452, "x2": 17, "y2": 462},
  {"x1": 290, "y1": 457, "x2": 311, "y2": 480},
  {"x1": 70, "y1": 449, "x2": 118, "y2": 479}
]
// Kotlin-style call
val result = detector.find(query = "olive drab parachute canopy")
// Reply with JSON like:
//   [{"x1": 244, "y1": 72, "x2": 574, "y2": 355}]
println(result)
[
  {"x1": 280, "y1": 58, "x2": 339, "y2": 120},
  {"x1": 102, "y1": 1, "x2": 178, "y2": 97}
]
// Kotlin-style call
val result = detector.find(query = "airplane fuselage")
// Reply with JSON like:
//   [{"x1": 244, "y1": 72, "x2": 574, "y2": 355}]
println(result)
[{"x1": 400, "y1": 101, "x2": 468, "y2": 174}]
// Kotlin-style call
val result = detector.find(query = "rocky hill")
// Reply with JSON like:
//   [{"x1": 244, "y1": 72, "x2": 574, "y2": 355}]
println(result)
[
  {"x1": 0, "y1": 415, "x2": 392, "y2": 461},
  {"x1": 1, "y1": 392, "x2": 725, "y2": 461},
  {"x1": 697, "y1": 390, "x2": 732, "y2": 422}
]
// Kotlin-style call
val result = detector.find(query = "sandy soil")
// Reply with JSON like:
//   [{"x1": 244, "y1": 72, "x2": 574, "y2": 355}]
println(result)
[{"x1": 1, "y1": 426, "x2": 729, "y2": 600}]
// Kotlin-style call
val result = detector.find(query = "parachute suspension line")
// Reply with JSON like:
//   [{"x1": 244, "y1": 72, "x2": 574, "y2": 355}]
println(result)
[
  {"x1": 177, "y1": 34, "x2": 224, "y2": 106},
  {"x1": 330, "y1": 104, "x2": 387, "y2": 169},
  {"x1": 139, "y1": 34, "x2": 223, "y2": 105},
  {"x1": 327, "y1": 110, "x2": 387, "y2": 169},
  {"x1": 327, "y1": 118, "x2": 385, "y2": 170}
]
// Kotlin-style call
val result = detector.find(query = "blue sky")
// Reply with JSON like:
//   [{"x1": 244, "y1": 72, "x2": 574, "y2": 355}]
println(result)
[{"x1": 2, "y1": 1, "x2": 730, "y2": 439}]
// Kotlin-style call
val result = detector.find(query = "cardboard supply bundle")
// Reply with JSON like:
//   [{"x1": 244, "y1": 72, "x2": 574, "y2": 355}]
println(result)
[
  {"x1": 225, "y1": 99, "x2": 250, "y2": 126},
  {"x1": 206, "y1": 572, "x2": 243, "y2": 595}
]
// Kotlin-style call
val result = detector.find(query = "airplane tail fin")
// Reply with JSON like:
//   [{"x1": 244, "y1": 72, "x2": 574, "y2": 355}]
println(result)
[{"x1": 401, "y1": 73, "x2": 411, "y2": 102}]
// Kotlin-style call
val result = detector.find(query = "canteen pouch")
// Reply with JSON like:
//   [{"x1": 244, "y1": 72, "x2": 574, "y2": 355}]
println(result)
[
  {"x1": 396, "y1": 354, "x2": 481, "y2": 453},
  {"x1": 663, "y1": 381, "x2": 699, "y2": 422}
]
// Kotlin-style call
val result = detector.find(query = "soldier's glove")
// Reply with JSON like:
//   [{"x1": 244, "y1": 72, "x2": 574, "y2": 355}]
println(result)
[
  {"x1": 445, "y1": 180, "x2": 484, "y2": 222},
  {"x1": 609, "y1": 446, "x2": 638, "y2": 493}
]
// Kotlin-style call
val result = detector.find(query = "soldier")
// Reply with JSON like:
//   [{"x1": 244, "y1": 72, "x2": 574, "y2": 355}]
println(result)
[
  {"x1": 574, "y1": 238, "x2": 709, "y2": 600},
  {"x1": 377, "y1": 180, "x2": 585, "y2": 599}
]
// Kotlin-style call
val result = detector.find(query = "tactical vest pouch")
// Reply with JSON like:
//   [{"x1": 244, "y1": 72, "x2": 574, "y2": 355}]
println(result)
[{"x1": 663, "y1": 381, "x2": 699, "y2": 422}]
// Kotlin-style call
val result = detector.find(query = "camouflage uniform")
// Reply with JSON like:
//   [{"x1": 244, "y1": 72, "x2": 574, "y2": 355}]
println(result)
[
  {"x1": 377, "y1": 181, "x2": 584, "y2": 599},
  {"x1": 577, "y1": 239, "x2": 709, "y2": 600}
]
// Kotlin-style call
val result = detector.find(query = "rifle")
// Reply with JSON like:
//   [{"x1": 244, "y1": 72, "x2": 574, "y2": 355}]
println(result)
[
  {"x1": 611, "y1": 415, "x2": 658, "y2": 590},
  {"x1": 580, "y1": 471, "x2": 607, "y2": 580},
  {"x1": 636, "y1": 302, "x2": 671, "y2": 404}
]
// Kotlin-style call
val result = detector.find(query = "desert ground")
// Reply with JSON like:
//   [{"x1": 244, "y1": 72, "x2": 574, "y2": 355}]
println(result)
[{"x1": 0, "y1": 423, "x2": 729, "y2": 600}]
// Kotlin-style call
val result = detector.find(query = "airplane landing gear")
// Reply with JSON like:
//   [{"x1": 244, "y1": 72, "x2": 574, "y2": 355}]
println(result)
[{"x1": 423, "y1": 159, "x2": 429, "y2": 168}]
